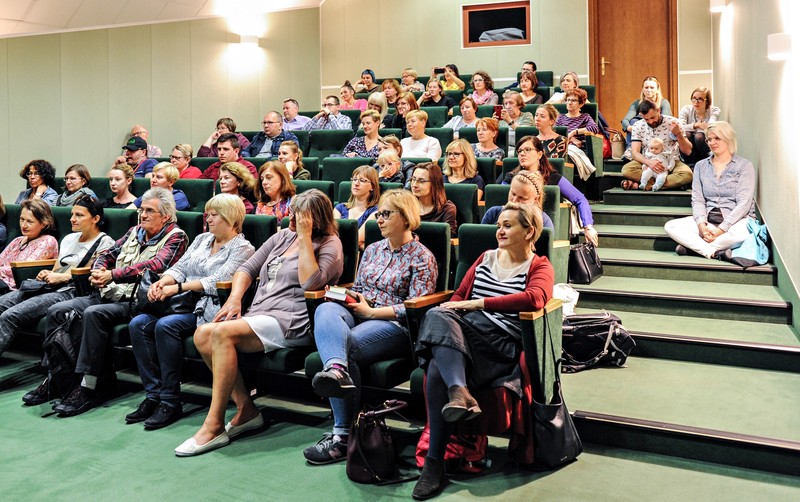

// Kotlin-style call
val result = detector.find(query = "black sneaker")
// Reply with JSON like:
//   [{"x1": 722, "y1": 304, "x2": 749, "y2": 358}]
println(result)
[
  {"x1": 303, "y1": 433, "x2": 348, "y2": 465},
  {"x1": 312, "y1": 367, "x2": 356, "y2": 398},
  {"x1": 54, "y1": 385, "x2": 103, "y2": 417},
  {"x1": 125, "y1": 398, "x2": 160, "y2": 424},
  {"x1": 144, "y1": 403, "x2": 183, "y2": 430},
  {"x1": 22, "y1": 377, "x2": 52, "y2": 406}
]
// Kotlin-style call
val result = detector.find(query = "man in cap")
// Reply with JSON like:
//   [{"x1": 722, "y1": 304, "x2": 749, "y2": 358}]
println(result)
[{"x1": 113, "y1": 136, "x2": 158, "y2": 178}]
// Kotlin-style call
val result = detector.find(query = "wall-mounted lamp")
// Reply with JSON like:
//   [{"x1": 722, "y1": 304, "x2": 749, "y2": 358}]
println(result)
[
  {"x1": 709, "y1": 0, "x2": 729, "y2": 13},
  {"x1": 237, "y1": 34, "x2": 260, "y2": 46},
  {"x1": 768, "y1": 33, "x2": 792, "y2": 61}
]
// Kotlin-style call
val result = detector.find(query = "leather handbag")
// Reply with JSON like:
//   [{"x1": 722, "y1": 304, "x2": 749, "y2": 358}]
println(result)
[
  {"x1": 131, "y1": 269, "x2": 200, "y2": 317},
  {"x1": 346, "y1": 399, "x2": 408, "y2": 484},
  {"x1": 531, "y1": 312, "x2": 583, "y2": 469},
  {"x1": 568, "y1": 242, "x2": 603, "y2": 284}
]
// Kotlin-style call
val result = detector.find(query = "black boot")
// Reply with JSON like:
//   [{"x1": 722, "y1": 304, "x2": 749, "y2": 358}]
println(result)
[{"x1": 412, "y1": 456, "x2": 446, "y2": 500}]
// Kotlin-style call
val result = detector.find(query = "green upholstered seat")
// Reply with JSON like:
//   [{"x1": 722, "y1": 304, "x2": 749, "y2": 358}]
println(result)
[
  {"x1": 292, "y1": 130, "x2": 310, "y2": 157},
  {"x1": 420, "y1": 107, "x2": 448, "y2": 128},
  {"x1": 423, "y1": 127, "x2": 454, "y2": 157},
  {"x1": 483, "y1": 184, "x2": 563, "y2": 239},
  {"x1": 175, "y1": 211, "x2": 204, "y2": 244},
  {"x1": 443, "y1": 90, "x2": 464, "y2": 102},
  {"x1": 242, "y1": 214, "x2": 278, "y2": 250},
  {"x1": 88, "y1": 178, "x2": 114, "y2": 201},
  {"x1": 103, "y1": 208, "x2": 138, "y2": 240},
  {"x1": 514, "y1": 124, "x2": 569, "y2": 139},
  {"x1": 340, "y1": 109, "x2": 363, "y2": 132},
  {"x1": 189, "y1": 157, "x2": 219, "y2": 174},
  {"x1": 308, "y1": 129, "x2": 355, "y2": 160},
  {"x1": 554, "y1": 84, "x2": 596, "y2": 102},
  {"x1": 173, "y1": 179, "x2": 214, "y2": 212},
  {"x1": 457, "y1": 126, "x2": 509, "y2": 155},
  {"x1": 443, "y1": 183, "x2": 479, "y2": 225},
  {"x1": 293, "y1": 180, "x2": 335, "y2": 201},
  {"x1": 501, "y1": 157, "x2": 573, "y2": 185},
  {"x1": 438, "y1": 157, "x2": 498, "y2": 187}
]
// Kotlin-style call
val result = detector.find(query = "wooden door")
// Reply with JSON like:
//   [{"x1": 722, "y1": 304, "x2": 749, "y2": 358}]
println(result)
[{"x1": 589, "y1": 0, "x2": 678, "y2": 131}]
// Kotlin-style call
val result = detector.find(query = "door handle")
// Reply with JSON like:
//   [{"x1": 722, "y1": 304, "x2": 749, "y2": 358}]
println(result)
[{"x1": 601, "y1": 56, "x2": 612, "y2": 76}]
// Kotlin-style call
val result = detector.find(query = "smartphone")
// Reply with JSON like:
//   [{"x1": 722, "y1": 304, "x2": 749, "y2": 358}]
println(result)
[
  {"x1": 434, "y1": 67, "x2": 445, "y2": 75},
  {"x1": 493, "y1": 105, "x2": 503, "y2": 117}
]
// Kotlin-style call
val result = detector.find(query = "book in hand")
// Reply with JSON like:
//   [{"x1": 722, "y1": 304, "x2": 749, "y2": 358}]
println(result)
[{"x1": 325, "y1": 286, "x2": 359, "y2": 304}]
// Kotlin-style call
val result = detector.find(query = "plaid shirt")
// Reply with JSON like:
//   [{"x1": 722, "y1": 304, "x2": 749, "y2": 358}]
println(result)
[
  {"x1": 303, "y1": 112, "x2": 352, "y2": 131},
  {"x1": 93, "y1": 222, "x2": 188, "y2": 283}
]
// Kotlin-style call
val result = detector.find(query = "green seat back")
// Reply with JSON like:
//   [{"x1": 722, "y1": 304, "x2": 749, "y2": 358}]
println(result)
[
  {"x1": 102, "y1": 209, "x2": 138, "y2": 240},
  {"x1": 51, "y1": 206, "x2": 76, "y2": 242},
  {"x1": 402, "y1": 157, "x2": 433, "y2": 165},
  {"x1": 302, "y1": 157, "x2": 320, "y2": 180},
  {"x1": 340, "y1": 109, "x2": 362, "y2": 132},
  {"x1": 514, "y1": 125, "x2": 569, "y2": 141},
  {"x1": 242, "y1": 214, "x2": 278, "y2": 251},
  {"x1": 3, "y1": 204, "x2": 23, "y2": 244},
  {"x1": 424, "y1": 128, "x2": 454, "y2": 158},
  {"x1": 483, "y1": 184, "x2": 561, "y2": 234},
  {"x1": 554, "y1": 84, "x2": 596, "y2": 103},
  {"x1": 516, "y1": 71, "x2": 555, "y2": 87},
  {"x1": 436, "y1": 157, "x2": 497, "y2": 189},
  {"x1": 292, "y1": 180, "x2": 335, "y2": 202},
  {"x1": 444, "y1": 90, "x2": 464, "y2": 102},
  {"x1": 420, "y1": 107, "x2": 448, "y2": 128},
  {"x1": 443, "y1": 183, "x2": 479, "y2": 225},
  {"x1": 292, "y1": 130, "x2": 310, "y2": 157},
  {"x1": 308, "y1": 129, "x2": 355, "y2": 160},
  {"x1": 175, "y1": 211, "x2": 204, "y2": 244},
  {"x1": 240, "y1": 130, "x2": 260, "y2": 142},
  {"x1": 338, "y1": 182, "x2": 401, "y2": 206},
  {"x1": 321, "y1": 157, "x2": 373, "y2": 200},
  {"x1": 500, "y1": 157, "x2": 571, "y2": 185},
  {"x1": 554, "y1": 102, "x2": 598, "y2": 123},
  {"x1": 189, "y1": 157, "x2": 219, "y2": 174},
  {"x1": 174, "y1": 179, "x2": 214, "y2": 212},
  {"x1": 89, "y1": 177, "x2": 114, "y2": 201}
]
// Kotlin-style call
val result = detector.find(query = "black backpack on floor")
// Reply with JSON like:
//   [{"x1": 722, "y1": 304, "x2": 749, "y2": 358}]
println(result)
[
  {"x1": 42, "y1": 310, "x2": 82, "y2": 398},
  {"x1": 561, "y1": 312, "x2": 636, "y2": 373}
]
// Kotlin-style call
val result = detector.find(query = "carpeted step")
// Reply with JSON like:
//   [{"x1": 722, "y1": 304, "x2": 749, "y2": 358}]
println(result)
[
  {"x1": 594, "y1": 224, "x2": 675, "y2": 250},
  {"x1": 603, "y1": 187, "x2": 691, "y2": 207},
  {"x1": 590, "y1": 204, "x2": 692, "y2": 226}
]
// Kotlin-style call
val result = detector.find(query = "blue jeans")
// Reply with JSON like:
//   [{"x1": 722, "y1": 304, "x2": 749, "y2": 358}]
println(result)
[
  {"x1": 0, "y1": 289, "x2": 73, "y2": 355},
  {"x1": 128, "y1": 312, "x2": 197, "y2": 406},
  {"x1": 313, "y1": 302, "x2": 409, "y2": 436}
]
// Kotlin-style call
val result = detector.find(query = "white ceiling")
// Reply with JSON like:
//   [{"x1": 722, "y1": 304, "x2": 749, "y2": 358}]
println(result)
[{"x1": 0, "y1": 0, "x2": 321, "y2": 38}]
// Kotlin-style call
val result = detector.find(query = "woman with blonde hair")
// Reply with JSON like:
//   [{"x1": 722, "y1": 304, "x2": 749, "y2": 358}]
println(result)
[
  {"x1": 343, "y1": 110, "x2": 382, "y2": 159},
  {"x1": 334, "y1": 165, "x2": 380, "y2": 248},
  {"x1": 219, "y1": 162, "x2": 257, "y2": 214},
  {"x1": 622, "y1": 76, "x2": 672, "y2": 144},
  {"x1": 400, "y1": 110, "x2": 442, "y2": 160},
  {"x1": 277, "y1": 141, "x2": 310, "y2": 180},
  {"x1": 170, "y1": 144, "x2": 202, "y2": 179},
  {"x1": 481, "y1": 170, "x2": 554, "y2": 229},
  {"x1": 134, "y1": 162, "x2": 190, "y2": 211},
  {"x1": 381, "y1": 79, "x2": 403, "y2": 106},
  {"x1": 442, "y1": 139, "x2": 484, "y2": 200},
  {"x1": 365, "y1": 92, "x2": 389, "y2": 125},
  {"x1": 104, "y1": 164, "x2": 137, "y2": 208},
  {"x1": 255, "y1": 161, "x2": 296, "y2": 222},
  {"x1": 401, "y1": 68, "x2": 425, "y2": 92}
]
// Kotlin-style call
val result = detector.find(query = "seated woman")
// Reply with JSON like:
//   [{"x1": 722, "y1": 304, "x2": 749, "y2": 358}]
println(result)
[
  {"x1": 433, "y1": 64, "x2": 465, "y2": 91},
  {"x1": 55, "y1": 164, "x2": 96, "y2": 206},
  {"x1": 556, "y1": 88, "x2": 600, "y2": 151},
  {"x1": 381, "y1": 79, "x2": 402, "y2": 107},
  {"x1": 535, "y1": 104, "x2": 568, "y2": 159},
  {"x1": 481, "y1": 170, "x2": 554, "y2": 229},
  {"x1": 170, "y1": 144, "x2": 202, "y2": 179},
  {"x1": 498, "y1": 91, "x2": 534, "y2": 131},
  {"x1": 132, "y1": 162, "x2": 191, "y2": 211},
  {"x1": 376, "y1": 150, "x2": 405, "y2": 184},
  {"x1": 443, "y1": 139, "x2": 485, "y2": 200},
  {"x1": 16, "y1": 160, "x2": 58, "y2": 205},
  {"x1": 0, "y1": 196, "x2": 114, "y2": 363},
  {"x1": 382, "y1": 92, "x2": 419, "y2": 133},
  {"x1": 334, "y1": 165, "x2": 380, "y2": 249},
  {"x1": 400, "y1": 110, "x2": 442, "y2": 160},
  {"x1": 103, "y1": 164, "x2": 137, "y2": 209},
  {"x1": 472, "y1": 118, "x2": 505, "y2": 161},
  {"x1": 664, "y1": 122, "x2": 754, "y2": 259},
  {"x1": 175, "y1": 189, "x2": 343, "y2": 456},
  {"x1": 443, "y1": 97, "x2": 479, "y2": 134},
  {"x1": 470, "y1": 71, "x2": 498, "y2": 105},
  {"x1": 304, "y1": 189, "x2": 437, "y2": 465},
  {"x1": 679, "y1": 87, "x2": 721, "y2": 165},
  {"x1": 410, "y1": 162, "x2": 457, "y2": 237},
  {"x1": 377, "y1": 135, "x2": 416, "y2": 185},
  {"x1": 0, "y1": 199, "x2": 58, "y2": 292},
  {"x1": 278, "y1": 140, "x2": 310, "y2": 180},
  {"x1": 501, "y1": 136, "x2": 598, "y2": 246},
  {"x1": 218, "y1": 162, "x2": 257, "y2": 214},
  {"x1": 127, "y1": 194, "x2": 255, "y2": 429},
  {"x1": 340, "y1": 80, "x2": 367, "y2": 111},
  {"x1": 412, "y1": 202, "x2": 554, "y2": 499},
  {"x1": 198, "y1": 117, "x2": 251, "y2": 157},
  {"x1": 255, "y1": 161, "x2": 296, "y2": 222},
  {"x1": 546, "y1": 71, "x2": 580, "y2": 104},
  {"x1": 518, "y1": 71, "x2": 544, "y2": 105},
  {"x1": 401, "y1": 67, "x2": 426, "y2": 93},
  {"x1": 355, "y1": 69, "x2": 380, "y2": 94},
  {"x1": 365, "y1": 92, "x2": 388, "y2": 126},
  {"x1": 417, "y1": 79, "x2": 457, "y2": 112},
  {"x1": 342, "y1": 110, "x2": 381, "y2": 159},
  {"x1": 621, "y1": 76, "x2": 672, "y2": 145}
]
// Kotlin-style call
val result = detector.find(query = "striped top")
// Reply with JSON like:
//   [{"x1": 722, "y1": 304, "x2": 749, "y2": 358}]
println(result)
[{"x1": 469, "y1": 250, "x2": 532, "y2": 337}]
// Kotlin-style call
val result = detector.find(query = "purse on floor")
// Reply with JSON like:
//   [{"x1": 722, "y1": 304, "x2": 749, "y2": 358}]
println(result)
[
  {"x1": 131, "y1": 269, "x2": 200, "y2": 317},
  {"x1": 568, "y1": 242, "x2": 603, "y2": 284},
  {"x1": 347, "y1": 399, "x2": 408, "y2": 484}
]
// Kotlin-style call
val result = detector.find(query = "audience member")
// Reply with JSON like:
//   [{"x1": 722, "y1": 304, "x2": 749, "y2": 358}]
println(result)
[
  {"x1": 218, "y1": 162, "x2": 257, "y2": 214},
  {"x1": 198, "y1": 118, "x2": 251, "y2": 157},
  {"x1": 622, "y1": 76, "x2": 672, "y2": 146},
  {"x1": 55, "y1": 164, "x2": 95, "y2": 206},
  {"x1": 355, "y1": 69, "x2": 380, "y2": 94},
  {"x1": 376, "y1": 150, "x2": 405, "y2": 184},
  {"x1": 443, "y1": 139, "x2": 485, "y2": 200},
  {"x1": 401, "y1": 68, "x2": 426, "y2": 92},
  {"x1": 482, "y1": 170, "x2": 554, "y2": 229},
  {"x1": 547, "y1": 71, "x2": 580, "y2": 104},
  {"x1": 278, "y1": 141, "x2": 310, "y2": 180},
  {"x1": 381, "y1": 79, "x2": 402, "y2": 106},
  {"x1": 365, "y1": 92, "x2": 388, "y2": 125},
  {"x1": 410, "y1": 162, "x2": 457, "y2": 237},
  {"x1": 443, "y1": 97, "x2": 479, "y2": 134},
  {"x1": 303, "y1": 96, "x2": 353, "y2": 131},
  {"x1": 472, "y1": 118, "x2": 505, "y2": 161},
  {"x1": 679, "y1": 87, "x2": 721, "y2": 164},
  {"x1": 640, "y1": 138, "x2": 674, "y2": 192},
  {"x1": 535, "y1": 104, "x2": 568, "y2": 159},
  {"x1": 103, "y1": 165, "x2": 137, "y2": 209},
  {"x1": 400, "y1": 110, "x2": 442, "y2": 160},
  {"x1": 382, "y1": 92, "x2": 419, "y2": 133},
  {"x1": 417, "y1": 79, "x2": 457, "y2": 112},
  {"x1": 133, "y1": 162, "x2": 191, "y2": 211},
  {"x1": 243, "y1": 111, "x2": 300, "y2": 159},
  {"x1": 343, "y1": 110, "x2": 382, "y2": 159},
  {"x1": 16, "y1": 160, "x2": 58, "y2": 205},
  {"x1": 340, "y1": 81, "x2": 368, "y2": 111},
  {"x1": 470, "y1": 71, "x2": 498, "y2": 105},
  {"x1": 255, "y1": 161, "x2": 295, "y2": 221},
  {"x1": 130, "y1": 125, "x2": 162, "y2": 158},
  {"x1": 201, "y1": 133, "x2": 258, "y2": 180},
  {"x1": 334, "y1": 165, "x2": 380, "y2": 249},
  {"x1": 114, "y1": 137, "x2": 158, "y2": 178},
  {"x1": 0, "y1": 199, "x2": 58, "y2": 291},
  {"x1": 498, "y1": 91, "x2": 534, "y2": 131},
  {"x1": 170, "y1": 144, "x2": 202, "y2": 179},
  {"x1": 557, "y1": 88, "x2": 599, "y2": 150},
  {"x1": 504, "y1": 60, "x2": 538, "y2": 90},
  {"x1": 432, "y1": 64, "x2": 465, "y2": 91},
  {"x1": 282, "y1": 98, "x2": 312, "y2": 131},
  {"x1": 518, "y1": 71, "x2": 544, "y2": 104},
  {"x1": 377, "y1": 135, "x2": 416, "y2": 185}
]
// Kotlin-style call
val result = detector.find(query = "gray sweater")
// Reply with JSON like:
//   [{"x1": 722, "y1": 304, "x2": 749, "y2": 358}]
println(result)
[{"x1": 239, "y1": 230, "x2": 343, "y2": 339}]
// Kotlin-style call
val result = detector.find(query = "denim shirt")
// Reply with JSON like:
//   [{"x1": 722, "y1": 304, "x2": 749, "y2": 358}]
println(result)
[{"x1": 691, "y1": 154, "x2": 756, "y2": 231}]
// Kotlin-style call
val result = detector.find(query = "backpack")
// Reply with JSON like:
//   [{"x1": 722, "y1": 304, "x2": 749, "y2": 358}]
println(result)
[
  {"x1": 42, "y1": 310, "x2": 82, "y2": 398},
  {"x1": 415, "y1": 423, "x2": 489, "y2": 473},
  {"x1": 561, "y1": 312, "x2": 636, "y2": 373}
]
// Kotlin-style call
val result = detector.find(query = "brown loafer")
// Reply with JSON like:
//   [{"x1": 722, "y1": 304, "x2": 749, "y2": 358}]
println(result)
[{"x1": 441, "y1": 385, "x2": 482, "y2": 423}]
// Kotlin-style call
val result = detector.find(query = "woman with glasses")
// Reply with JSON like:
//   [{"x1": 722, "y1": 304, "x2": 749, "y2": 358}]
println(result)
[
  {"x1": 0, "y1": 199, "x2": 58, "y2": 292},
  {"x1": 382, "y1": 92, "x2": 419, "y2": 134},
  {"x1": 1, "y1": 196, "x2": 113, "y2": 365},
  {"x1": 16, "y1": 160, "x2": 58, "y2": 205},
  {"x1": 55, "y1": 164, "x2": 96, "y2": 207},
  {"x1": 104, "y1": 164, "x2": 137, "y2": 209},
  {"x1": 556, "y1": 88, "x2": 599, "y2": 150},
  {"x1": 472, "y1": 118, "x2": 505, "y2": 161},
  {"x1": 170, "y1": 144, "x2": 202, "y2": 179},
  {"x1": 198, "y1": 118, "x2": 251, "y2": 158},
  {"x1": 443, "y1": 139, "x2": 485, "y2": 201},
  {"x1": 342, "y1": 110, "x2": 382, "y2": 160},
  {"x1": 304, "y1": 189, "x2": 437, "y2": 466},
  {"x1": 546, "y1": 71, "x2": 580, "y2": 104},
  {"x1": 255, "y1": 161, "x2": 296, "y2": 222},
  {"x1": 400, "y1": 110, "x2": 442, "y2": 160},
  {"x1": 470, "y1": 71, "x2": 498, "y2": 105},
  {"x1": 334, "y1": 166, "x2": 380, "y2": 249},
  {"x1": 502, "y1": 136, "x2": 598, "y2": 246},
  {"x1": 679, "y1": 87, "x2": 721, "y2": 165},
  {"x1": 410, "y1": 162, "x2": 457, "y2": 237}
]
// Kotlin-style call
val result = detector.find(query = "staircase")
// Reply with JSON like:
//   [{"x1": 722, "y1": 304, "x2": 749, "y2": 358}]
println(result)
[{"x1": 561, "y1": 184, "x2": 800, "y2": 476}]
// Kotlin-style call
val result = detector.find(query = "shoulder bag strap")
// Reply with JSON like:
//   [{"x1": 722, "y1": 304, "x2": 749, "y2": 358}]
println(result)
[{"x1": 77, "y1": 233, "x2": 108, "y2": 269}]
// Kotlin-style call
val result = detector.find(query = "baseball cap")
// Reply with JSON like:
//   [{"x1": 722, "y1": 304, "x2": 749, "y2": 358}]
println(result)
[{"x1": 123, "y1": 136, "x2": 147, "y2": 151}]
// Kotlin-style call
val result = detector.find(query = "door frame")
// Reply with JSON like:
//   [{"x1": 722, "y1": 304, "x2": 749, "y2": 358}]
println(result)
[{"x1": 588, "y1": 0, "x2": 679, "y2": 109}]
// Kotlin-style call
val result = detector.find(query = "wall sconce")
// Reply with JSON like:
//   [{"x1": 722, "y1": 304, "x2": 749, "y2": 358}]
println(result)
[
  {"x1": 768, "y1": 33, "x2": 792, "y2": 61},
  {"x1": 709, "y1": 0, "x2": 729, "y2": 13},
  {"x1": 236, "y1": 35, "x2": 260, "y2": 46}
]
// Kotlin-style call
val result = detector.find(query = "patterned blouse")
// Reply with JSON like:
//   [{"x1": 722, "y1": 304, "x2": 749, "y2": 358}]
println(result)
[
  {"x1": 473, "y1": 143, "x2": 505, "y2": 161},
  {"x1": 540, "y1": 135, "x2": 568, "y2": 159},
  {"x1": 0, "y1": 235, "x2": 59, "y2": 289},
  {"x1": 342, "y1": 136, "x2": 381, "y2": 159},
  {"x1": 256, "y1": 198, "x2": 292, "y2": 224},
  {"x1": 352, "y1": 237, "x2": 437, "y2": 322}
]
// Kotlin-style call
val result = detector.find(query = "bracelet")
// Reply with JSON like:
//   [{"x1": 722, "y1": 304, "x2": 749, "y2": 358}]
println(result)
[{"x1": 177, "y1": 283, "x2": 183, "y2": 293}]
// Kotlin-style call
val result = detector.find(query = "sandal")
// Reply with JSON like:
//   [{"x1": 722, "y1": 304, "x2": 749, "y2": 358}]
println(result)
[{"x1": 620, "y1": 180, "x2": 639, "y2": 190}]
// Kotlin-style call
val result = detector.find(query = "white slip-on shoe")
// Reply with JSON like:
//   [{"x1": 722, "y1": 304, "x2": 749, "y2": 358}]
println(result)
[
  {"x1": 225, "y1": 413, "x2": 265, "y2": 439},
  {"x1": 174, "y1": 432, "x2": 230, "y2": 457}
]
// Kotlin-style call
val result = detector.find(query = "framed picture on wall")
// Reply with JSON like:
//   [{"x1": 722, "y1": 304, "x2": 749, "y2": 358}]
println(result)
[{"x1": 462, "y1": 1, "x2": 531, "y2": 49}]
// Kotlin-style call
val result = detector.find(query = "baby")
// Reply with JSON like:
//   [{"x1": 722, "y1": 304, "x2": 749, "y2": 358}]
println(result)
[{"x1": 640, "y1": 137, "x2": 675, "y2": 191}]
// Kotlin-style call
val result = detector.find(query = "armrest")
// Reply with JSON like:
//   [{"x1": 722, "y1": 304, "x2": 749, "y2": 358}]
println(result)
[
  {"x1": 11, "y1": 259, "x2": 56, "y2": 269},
  {"x1": 304, "y1": 282, "x2": 355, "y2": 300},
  {"x1": 403, "y1": 290, "x2": 454, "y2": 309},
  {"x1": 451, "y1": 238, "x2": 459, "y2": 247},
  {"x1": 520, "y1": 298, "x2": 564, "y2": 404},
  {"x1": 216, "y1": 280, "x2": 232, "y2": 290},
  {"x1": 477, "y1": 201, "x2": 485, "y2": 207},
  {"x1": 71, "y1": 266, "x2": 91, "y2": 276},
  {"x1": 71, "y1": 267, "x2": 93, "y2": 297},
  {"x1": 552, "y1": 241, "x2": 570, "y2": 284},
  {"x1": 520, "y1": 298, "x2": 563, "y2": 321},
  {"x1": 11, "y1": 259, "x2": 57, "y2": 286}
]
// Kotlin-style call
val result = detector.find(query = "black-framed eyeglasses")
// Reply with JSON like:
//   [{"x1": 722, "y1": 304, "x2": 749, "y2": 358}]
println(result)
[
  {"x1": 445, "y1": 152, "x2": 463, "y2": 157},
  {"x1": 409, "y1": 177, "x2": 430, "y2": 185},
  {"x1": 375, "y1": 210, "x2": 398, "y2": 220},
  {"x1": 691, "y1": 97, "x2": 706, "y2": 103}
]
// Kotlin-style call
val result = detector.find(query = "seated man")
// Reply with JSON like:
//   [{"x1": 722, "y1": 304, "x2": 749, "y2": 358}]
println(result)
[
  {"x1": 131, "y1": 125, "x2": 162, "y2": 158},
  {"x1": 303, "y1": 96, "x2": 353, "y2": 131},
  {"x1": 45, "y1": 188, "x2": 189, "y2": 417},
  {"x1": 200, "y1": 133, "x2": 258, "y2": 181},
  {"x1": 282, "y1": 98, "x2": 312, "y2": 131},
  {"x1": 114, "y1": 137, "x2": 158, "y2": 178},
  {"x1": 133, "y1": 162, "x2": 191, "y2": 211},
  {"x1": 621, "y1": 99, "x2": 693, "y2": 191},
  {"x1": 242, "y1": 111, "x2": 300, "y2": 159}
]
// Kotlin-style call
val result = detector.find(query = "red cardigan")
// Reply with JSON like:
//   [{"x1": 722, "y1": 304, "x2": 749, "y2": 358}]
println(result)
[{"x1": 451, "y1": 251, "x2": 554, "y2": 311}]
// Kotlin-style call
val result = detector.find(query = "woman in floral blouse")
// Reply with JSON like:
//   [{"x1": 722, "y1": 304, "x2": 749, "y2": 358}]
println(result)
[
  {"x1": 342, "y1": 110, "x2": 382, "y2": 160},
  {"x1": 255, "y1": 161, "x2": 295, "y2": 224}
]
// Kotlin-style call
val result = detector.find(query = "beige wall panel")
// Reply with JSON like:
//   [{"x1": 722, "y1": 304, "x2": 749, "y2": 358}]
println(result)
[
  {"x1": 60, "y1": 30, "x2": 110, "y2": 174},
  {"x1": 189, "y1": 17, "x2": 229, "y2": 149},
  {"x1": 676, "y1": 72, "x2": 713, "y2": 112},
  {"x1": 108, "y1": 26, "x2": 153, "y2": 158},
  {"x1": 0, "y1": 39, "x2": 9, "y2": 190},
  {"x1": 281, "y1": 8, "x2": 321, "y2": 115},
  {"x1": 151, "y1": 22, "x2": 192, "y2": 156},
  {"x1": 678, "y1": 0, "x2": 713, "y2": 71}
]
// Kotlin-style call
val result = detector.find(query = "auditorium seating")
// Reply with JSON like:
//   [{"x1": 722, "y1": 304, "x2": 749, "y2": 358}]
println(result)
[{"x1": 309, "y1": 130, "x2": 355, "y2": 159}]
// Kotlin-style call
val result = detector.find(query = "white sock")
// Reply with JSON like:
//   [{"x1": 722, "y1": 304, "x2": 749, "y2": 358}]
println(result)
[{"x1": 81, "y1": 375, "x2": 97, "y2": 390}]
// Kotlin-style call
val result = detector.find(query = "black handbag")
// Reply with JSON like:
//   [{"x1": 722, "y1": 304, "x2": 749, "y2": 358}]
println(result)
[
  {"x1": 22, "y1": 234, "x2": 107, "y2": 298},
  {"x1": 568, "y1": 242, "x2": 603, "y2": 284},
  {"x1": 347, "y1": 399, "x2": 408, "y2": 484},
  {"x1": 562, "y1": 312, "x2": 636, "y2": 373},
  {"x1": 131, "y1": 269, "x2": 200, "y2": 317},
  {"x1": 531, "y1": 315, "x2": 583, "y2": 469}
]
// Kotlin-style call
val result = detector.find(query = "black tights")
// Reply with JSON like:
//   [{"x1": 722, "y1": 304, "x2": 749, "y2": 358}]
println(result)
[{"x1": 684, "y1": 131, "x2": 710, "y2": 165}]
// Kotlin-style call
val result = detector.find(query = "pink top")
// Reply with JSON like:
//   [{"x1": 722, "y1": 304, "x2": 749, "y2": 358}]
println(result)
[
  {"x1": 0, "y1": 235, "x2": 59, "y2": 289},
  {"x1": 340, "y1": 99, "x2": 368, "y2": 111}
]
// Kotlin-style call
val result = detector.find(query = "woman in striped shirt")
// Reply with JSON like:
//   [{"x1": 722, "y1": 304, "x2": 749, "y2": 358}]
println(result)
[{"x1": 412, "y1": 202, "x2": 554, "y2": 499}]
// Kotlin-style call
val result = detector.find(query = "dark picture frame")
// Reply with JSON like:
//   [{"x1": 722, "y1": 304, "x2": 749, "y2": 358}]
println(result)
[{"x1": 462, "y1": 1, "x2": 532, "y2": 49}]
